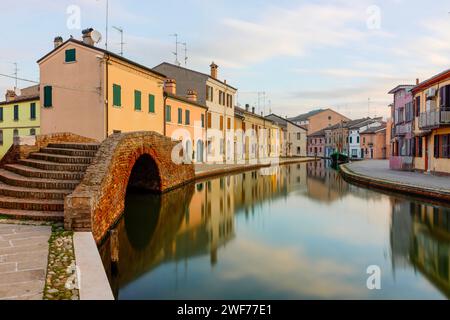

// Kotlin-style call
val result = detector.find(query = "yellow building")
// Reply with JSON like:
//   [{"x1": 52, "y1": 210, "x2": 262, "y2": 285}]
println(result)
[
  {"x1": 412, "y1": 69, "x2": 450, "y2": 175},
  {"x1": 0, "y1": 86, "x2": 40, "y2": 158},
  {"x1": 37, "y1": 29, "x2": 165, "y2": 141}
]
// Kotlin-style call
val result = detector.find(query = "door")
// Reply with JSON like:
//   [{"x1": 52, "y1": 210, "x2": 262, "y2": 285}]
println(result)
[{"x1": 197, "y1": 140, "x2": 204, "y2": 163}]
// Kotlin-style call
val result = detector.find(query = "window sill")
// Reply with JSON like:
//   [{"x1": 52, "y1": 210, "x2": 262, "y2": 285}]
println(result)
[{"x1": 65, "y1": 61, "x2": 77, "y2": 64}]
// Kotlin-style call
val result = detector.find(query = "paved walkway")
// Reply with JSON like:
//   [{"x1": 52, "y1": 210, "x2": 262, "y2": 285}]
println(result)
[
  {"x1": 0, "y1": 223, "x2": 50, "y2": 300},
  {"x1": 344, "y1": 160, "x2": 450, "y2": 192}
]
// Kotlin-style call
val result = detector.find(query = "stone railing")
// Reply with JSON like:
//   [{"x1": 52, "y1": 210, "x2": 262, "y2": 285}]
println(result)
[
  {"x1": 64, "y1": 131, "x2": 195, "y2": 243},
  {"x1": 0, "y1": 132, "x2": 97, "y2": 167}
]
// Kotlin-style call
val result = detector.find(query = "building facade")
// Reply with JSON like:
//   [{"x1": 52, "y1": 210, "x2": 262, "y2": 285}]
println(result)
[
  {"x1": 265, "y1": 113, "x2": 307, "y2": 157},
  {"x1": 0, "y1": 86, "x2": 40, "y2": 158},
  {"x1": 348, "y1": 118, "x2": 383, "y2": 159},
  {"x1": 360, "y1": 125, "x2": 387, "y2": 159},
  {"x1": 38, "y1": 31, "x2": 165, "y2": 142},
  {"x1": 154, "y1": 62, "x2": 237, "y2": 163},
  {"x1": 388, "y1": 85, "x2": 415, "y2": 170},
  {"x1": 289, "y1": 108, "x2": 350, "y2": 135},
  {"x1": 412, "y1": 69, "x2": 450, "y2": 175},
  {"x1": 163, "y1": 79, "x2": 208, "y2": 163},
  {"x1": 307, "y1": 129, "x2": 326, "y2": 158}
]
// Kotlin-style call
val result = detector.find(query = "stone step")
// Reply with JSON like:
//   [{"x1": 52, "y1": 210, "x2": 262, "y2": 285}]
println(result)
[
  {"x1": 0, "y1": 208, "x2": 63, "y2": 221},
  {"x1": 0, "y1": 195, "x2": 64, "y2": 212},
  {"x1": 0, "y1": 169, "x2": 80, "y2": 190},
  {"x1": 40, "y1": 147, "x2": 97, "y2": 157},
  {"x1": 0, "y1": 182, "x2": 71, "y2": 200},
  {"x1": 29, "y1": 153, "x2": 93, "y2": 164},
  {"x1": 47, "y1": 143, "x2": 100, "y2": 151},
  {"x1": 4, "y1": 164, "x2": 84, "y2": 181},
  {"x1": 18, "y1": 159, "x2": 89, "y2": 172}
]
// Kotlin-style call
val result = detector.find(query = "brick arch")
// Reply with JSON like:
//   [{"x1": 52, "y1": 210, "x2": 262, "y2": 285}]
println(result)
[{"x1": 64, "y1": 131, "x2": 195, "y2": 243}]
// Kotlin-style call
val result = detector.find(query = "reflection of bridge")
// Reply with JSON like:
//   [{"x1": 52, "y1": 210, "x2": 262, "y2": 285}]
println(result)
[{"x1": 99, "y1": 163, "x2": 310, "y2": 296}]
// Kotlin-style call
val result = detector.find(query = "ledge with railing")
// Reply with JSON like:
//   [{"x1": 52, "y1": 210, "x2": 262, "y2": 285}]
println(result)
[{"x1": 419, "y1": 109, "x2": 450, "y2": 129}]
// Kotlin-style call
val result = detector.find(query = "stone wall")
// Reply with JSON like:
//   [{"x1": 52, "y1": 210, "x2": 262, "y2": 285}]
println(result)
[
  {"x1": 0, "y1": 132, "x2": 97, "y2": 167},
  {"x1": 64, "y1": 131, "x2": 195, "y2": 243}
]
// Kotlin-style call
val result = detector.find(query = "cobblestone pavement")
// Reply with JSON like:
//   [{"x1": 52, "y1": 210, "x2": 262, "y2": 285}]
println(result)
[
  {"x1": 0, "y1": 223, "x2": 51, "y2": 300},
  {"x1": 345, "y1": 160, "x2": 450, "y2": 191}
]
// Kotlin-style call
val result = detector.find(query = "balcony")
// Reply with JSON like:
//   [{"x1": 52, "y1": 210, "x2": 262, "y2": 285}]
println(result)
[
  {"x1": 395, "y1": 123, "x2": 412, "y2": 136},
  {"x1": 419, "y1": 109, "x2": 450, "y2": 129}
]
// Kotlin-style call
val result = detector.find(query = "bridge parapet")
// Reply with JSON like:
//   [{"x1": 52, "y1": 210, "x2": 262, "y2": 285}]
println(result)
[{"x1": 64, "y1": 131, "x2": 195, "y2": 243}]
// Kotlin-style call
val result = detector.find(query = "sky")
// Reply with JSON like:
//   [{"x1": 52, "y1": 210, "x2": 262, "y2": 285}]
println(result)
[{"x1": 0, "y1": 0, "x2": 450, "y2": 119}]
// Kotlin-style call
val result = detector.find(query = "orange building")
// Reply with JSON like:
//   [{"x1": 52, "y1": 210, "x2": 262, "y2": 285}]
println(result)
[
  {"x1": 360, "y1": 124, "x2": 387, "y2": 159},
  {"x1": 289, "y1": 108, "x2": 350, "y2": 135},
  {"x1": 164, "y1": 79, "x2": 208, "y2": 163}
]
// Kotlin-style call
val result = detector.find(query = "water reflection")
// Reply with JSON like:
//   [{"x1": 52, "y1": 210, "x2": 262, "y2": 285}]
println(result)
[{"x1": 100, "y1": 160, "x2": 450, "y2": 299}]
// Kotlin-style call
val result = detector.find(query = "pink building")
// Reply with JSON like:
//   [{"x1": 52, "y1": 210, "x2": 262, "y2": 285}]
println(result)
[
  {"x1": 307, "y1": 129, "x2": 326, "y2": 158},
  {"x1": 388, "y1": 84, "x2": 415, "y2": 170}
]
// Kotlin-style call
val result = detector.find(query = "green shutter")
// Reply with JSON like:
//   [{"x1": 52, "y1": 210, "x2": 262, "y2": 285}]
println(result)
[
  {"x1": 178, "y1": 108, "x2": 182, "y2": 124},
  {"x1": 135, "y1": 90, "x2": 141, "y2": 110},
  {"x1": 185, "y1": 110, "x2": 190, "y2": 125},
  {"x1": 149, "y1": 94, "x2": 155, "y2": 113},
  {"x1": 30, "y1": 103, "x2": 36, "y2": 119},
  {"x1": 44, "y1": 86, "x2": 52, "y2": 107},
  {"x1": 65, "y1": 49, "x2": 76, "y2": 62},
  {"x1": 166, "y1": 105, "x2": 171, "y2": 122},
  {"x1": 113, "y1": 84, "x2": 121, "y2": 107}
]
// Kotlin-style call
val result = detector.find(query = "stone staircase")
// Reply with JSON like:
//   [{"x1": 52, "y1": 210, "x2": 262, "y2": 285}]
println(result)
[{"x1": 0, "y1": 142, "x2": 100, "y2": 221}]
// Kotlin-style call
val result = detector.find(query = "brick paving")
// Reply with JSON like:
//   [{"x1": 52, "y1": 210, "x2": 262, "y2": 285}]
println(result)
[
  {"x1": 345, "y1": 160, "x2": 450, "y2": 192},
  {"x1": 0, "y1": 223, "x2": 51, "y2": 300}
]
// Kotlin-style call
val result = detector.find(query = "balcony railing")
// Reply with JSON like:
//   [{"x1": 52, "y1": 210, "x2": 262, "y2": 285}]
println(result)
[
  {"x1": 419, "y1": 110, "x2": 450, "y2": 129},
  {"x1": 395, "y1": 123, "x2": 412, "y2": 135}
]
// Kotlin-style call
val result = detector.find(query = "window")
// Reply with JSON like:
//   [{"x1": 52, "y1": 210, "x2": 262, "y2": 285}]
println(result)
[
  {"x1": 30, "y1": 128, "x2": 36, "y2": 136},
  {"x1": 363, "y1": 137, "x2": 366, "y2": 144},
  {"x1": 220, "y1": 115, "x2": 224, "y2": 130},
  {"x1": 148, "y1": 94, "x2": 155, "y2": 113},
  {"x1": 416, "y1": 137, "x2": 423, "y2": 157},
  {"x1": 201, "y1": 114, "x2": 205, "y2": 128},
  {"x1": 30, "y1": 103, "x2": 36, "y2": 120},
  {"x1": 415, "y1": 96, "x2": 421, "y2": 116},
  {"x1": 65, "y1": 49, "x2": 76, "y2": 62},
  {"x1": 13, "y1": 129, "x2": 18, "y2": 137},
  {"x1": 112, "y1": 84, "x2": 121, "y2": 107},
  {"x1": 297, "y1": 147, "x2": 301, "y2": 154},
  {"x1": 349, "y1": 137, "x2": 353, "y2": 144},
  {"x1": 165, "y1": 105, "x2": 171, "y2": 122},
  {"x1": 0, "y1": 130, "x2": 3, "y2": 145},
  {"x1": 434, "y1": 135, "x2": 440, "y2": 158},
  {"x1": 297, "y1": 133, "x2": 301, "y2": 140},
  {"x1": 13, "y1": 105, "x2": 19, "y2": 121},
  {"x1": 357, "y1": 136, "x2": 360, "y2": 144},
  {"x1": 206, "y1": 86, "x2": 213, "y2": 102},
  {"x1": 43, "y1": 86, "x2": 52, "y2": 107},
  {"x1": 185, "y1": 110, "x2": 190, "y2": 125},
  {"x1": 436, "y1": 134, "x2": 450, "y2": 159},
  {"x1": 134, "y1": 90, "x2": 141, "y2": 111},
  {"x1": 439, "y1": 85, "x2": 450, "y2": 110},
  {"x1": 0, "y1": 107, "x2": 3, "y2": 121},
  {"x1": 207, "y1": 112, "x2": 212, "y2": 128},
  {"x1": 178, "y1": 108, "x2": 183, "y2": 124},
  {"x1": 227, "y1": 117, "x2": 231, "y2": 130}
]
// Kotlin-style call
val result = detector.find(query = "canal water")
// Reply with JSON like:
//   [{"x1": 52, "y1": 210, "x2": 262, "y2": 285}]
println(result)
[{"x1": 99, "y1": 160, "x2": 450, "y2": 300}]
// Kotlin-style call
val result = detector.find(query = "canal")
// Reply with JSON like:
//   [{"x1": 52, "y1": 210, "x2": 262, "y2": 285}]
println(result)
[{"x1": 99, "y1": 160, "x2": 450, "y2": 299}]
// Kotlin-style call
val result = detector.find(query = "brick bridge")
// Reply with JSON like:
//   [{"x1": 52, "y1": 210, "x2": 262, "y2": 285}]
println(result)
[
  {"x1": 0, "y1": 132, "x2": 195, "y2": 243},
  {"x1": 65, "y1": 131, "x2": 195, "y2": 243}
]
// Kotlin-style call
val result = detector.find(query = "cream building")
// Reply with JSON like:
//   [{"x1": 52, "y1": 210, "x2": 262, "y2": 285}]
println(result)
[{"x1": 265, "y1": 113, "x2": 307, "y2": 157}]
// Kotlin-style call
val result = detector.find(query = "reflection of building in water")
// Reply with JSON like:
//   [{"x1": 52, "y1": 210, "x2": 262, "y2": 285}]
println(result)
[
  {"x1": 390, "y1": 199, "x2": 450, "y2": 298},
  {"x1": 410, "y1": 203, "x2": 450, "y2": 297},
  {"x1": 389, "y1": 199, "x2": 413, "y2": 270},
  {"x1": 306, "y1": 160, "x2": 349, "y2": 203}
]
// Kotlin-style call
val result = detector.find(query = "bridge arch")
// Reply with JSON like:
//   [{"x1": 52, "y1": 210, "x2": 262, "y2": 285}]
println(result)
[{"x1": 64, "y1": 131, "x2": 195, "y2": 243}]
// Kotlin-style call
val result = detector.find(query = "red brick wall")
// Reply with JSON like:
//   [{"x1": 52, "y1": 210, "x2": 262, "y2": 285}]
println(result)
[{"x1": 64, "y1": 131, "x2": 195, "y2": 243}]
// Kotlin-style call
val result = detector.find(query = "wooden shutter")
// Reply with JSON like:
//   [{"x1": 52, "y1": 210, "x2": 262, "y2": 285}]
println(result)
[
  {"x1": 44, "y1": 86, "x2": 52, "y2": 107},
  {"x1": 112, "y1": 84, "x2": 121, "y2": 107},
  {"x1": 207, "y1": 113, "x2": 212, "y2": 128},
  {"x1": 65, "y1": 49, "x2": 76, "y2": 62},
  {"x1": 134, "y1": 90, "x2": 141, "y2": 110},
  {"x1": 166, "y1": 105, "x2": 171, "y2": 122},
  {"x1": 434, "y1": 135, "x2": 440, "y2": 158},
  {"x1": 185, "y1": 110, "x2": 190, "y2": 125},
  {"x1": 149, "y1": 94, "x2": 155, "y2": 113}
]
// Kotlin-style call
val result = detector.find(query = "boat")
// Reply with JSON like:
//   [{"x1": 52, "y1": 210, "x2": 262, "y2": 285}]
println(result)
[{"x1": 330, "y1": 152, "x2": 349, "y2": 166}]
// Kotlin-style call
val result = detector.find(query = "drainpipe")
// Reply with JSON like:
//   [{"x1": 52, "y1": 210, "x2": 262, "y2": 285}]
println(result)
[
  {"x1": 163, "y1": 94, "x2": 167, "y2": 136},
  {"x1": 205, "y1": 109, "x2": 208, "y2": 163},
  {"x1": 105, "y1": 54, "x2": 110, "y2": 138}
]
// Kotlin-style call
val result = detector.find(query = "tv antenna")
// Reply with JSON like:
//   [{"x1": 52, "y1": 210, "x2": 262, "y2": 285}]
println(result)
[
  {"x1": 113, "y1": 26, "x2": 124, "y2": 56},
  {"x1": 180, "y1": 42, "x2": 188, "y2": 66},
  {"x1": 170, "y1": 34, "x2": 181, "y2": 66},
  {"x1": 13, "y1": 62, "x2": 18, "y2": 89}
]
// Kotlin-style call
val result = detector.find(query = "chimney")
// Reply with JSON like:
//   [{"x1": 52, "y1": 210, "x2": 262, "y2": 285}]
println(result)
[
  {"x1": 5, "y1": 90, "x2": 16, "y2": 102},
  {"x1": 187, "y1": 89, "x2": 198, "y2": 102},
  {"x1": 54, "y1": 36, "x2": 63, "y2": 49},
  {"x1": 245, "y1": 104, "x2": 250, "y2": 112},
  {"x1": 164, "y1": 79, "x2": 177, "y2": 95},
  {"x1": 252, "y1": 107, "x2": 255, "y2": 114},
  {"x1": 210, "y1": 62, "x2": 218, "y2": 79},
  {"x1": 416, "y1": 78, "x2": 420, "y2": 85},
  {"x1": 82, "y1": 28, "x2": 95, "y2": 46}
]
